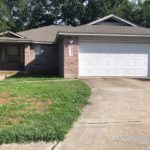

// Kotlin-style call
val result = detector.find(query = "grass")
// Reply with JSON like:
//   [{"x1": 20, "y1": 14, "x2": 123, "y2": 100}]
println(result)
[
  {"x1": 2, "y1": 75, "x2": 63, "y2": 82},
  {"x1": 0, "y1": 76, "x2": 91, "y2": 144}
]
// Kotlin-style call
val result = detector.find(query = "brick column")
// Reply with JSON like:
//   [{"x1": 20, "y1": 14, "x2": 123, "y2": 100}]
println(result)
[
  {"x1": 64, "y1": 37, "x2": 79, "y2": 78},
  {"x1": 24, "y1": 44, "x2": 31, "y2": 73}
]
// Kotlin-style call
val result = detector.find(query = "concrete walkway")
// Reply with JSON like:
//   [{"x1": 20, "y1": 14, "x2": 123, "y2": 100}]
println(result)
[{"x1": 55, "y1": 78, "x2": 150, "y2": 150}]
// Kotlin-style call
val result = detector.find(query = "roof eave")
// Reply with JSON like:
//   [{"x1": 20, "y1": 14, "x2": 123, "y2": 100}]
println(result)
[
  {"x1": 0, "y1": 39, "x2": 33, "y2": 43},
  {"x1": 33, "y1": 41, "x2": 55, "y2": 44},
  {"x1": 56, "y1": 32, "x2": 150, "y2": 41},
  {"x1": 0, "y1": 39, "x2": 55, "y2": 44}
]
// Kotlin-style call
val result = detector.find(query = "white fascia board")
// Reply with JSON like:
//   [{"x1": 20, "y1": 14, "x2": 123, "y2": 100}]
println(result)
[
  {"x1": 57, "y1": 32, "x2": 150, "y2": 38},
  {"x1": 8, "y1": 31, "x2": 27, "y2": 39},
  {"x1": 87, "y1": 14, "x2": 138, "y2": 27},
  {"x1": 33, "y1": 41, "x2": 55, "y2": 44},
  {"x1": 0, "y1": 31, "x2": 27, "y2": 39},
  {"x1": 0, "y1": 39, "x2": 33, "y2": 43}
]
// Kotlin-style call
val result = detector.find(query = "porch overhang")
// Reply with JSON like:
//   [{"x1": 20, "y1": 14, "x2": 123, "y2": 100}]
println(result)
[
  {"x1": 0, "y1": 37, "x2": 32, "y2": 43},
  {"x1": 0, "y1": 30, "x2": 32, "y2": 44}
]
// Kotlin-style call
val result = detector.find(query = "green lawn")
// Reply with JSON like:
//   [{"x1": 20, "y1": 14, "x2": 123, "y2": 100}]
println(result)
[{"x1": 0, "y1": 77, "x2": 90, "y2": 144}]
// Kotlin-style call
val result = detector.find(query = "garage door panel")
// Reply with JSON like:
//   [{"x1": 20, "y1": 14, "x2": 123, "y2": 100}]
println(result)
[{"x1": 79, "y1": 42, "x2": 150, "y2": 77}]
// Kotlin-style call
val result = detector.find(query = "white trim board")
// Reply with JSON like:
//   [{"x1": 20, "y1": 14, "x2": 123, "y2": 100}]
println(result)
[{"x1": 87, "y1": 14, "x2": 138, "y2": 27}]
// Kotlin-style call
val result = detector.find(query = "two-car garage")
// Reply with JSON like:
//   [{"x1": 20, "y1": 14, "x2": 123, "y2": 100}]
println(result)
[{"x1": 79, "y1": 42, "x2": 150, "y2": 77}]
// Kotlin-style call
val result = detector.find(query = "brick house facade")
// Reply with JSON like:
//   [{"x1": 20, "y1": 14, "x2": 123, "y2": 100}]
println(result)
[
  {"x1": 0, "y1": 38, "x2": 79, "y2": 78},
  {"x1": 23, "y1": 37, "x2": 79, "y2": 78},
  {"x1": 24, "y1": 44, "x2": 58, "y2": 75},
  {"x1": 17, "y1": 38, "x2": 79, "y2": 78},
  {"x1": 1, "y1": 14, "x2": 150, "y2": 78},
  {"x1": 63, "y1": 37, "x2": 79, "y2": 78}
]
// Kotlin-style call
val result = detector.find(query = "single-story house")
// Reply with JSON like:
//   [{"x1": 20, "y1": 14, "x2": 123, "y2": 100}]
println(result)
[{"x1": 0, "y1": 14, "x2": 150, "y2": 78}]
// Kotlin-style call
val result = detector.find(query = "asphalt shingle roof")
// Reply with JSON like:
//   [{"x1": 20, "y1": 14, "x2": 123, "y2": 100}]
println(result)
[
  {"x1": 18, "y1": 25, "x2": 75, "y2": 43},
  {"x1": 18, "y1": 25, "x2": 150, "y2": 43}
]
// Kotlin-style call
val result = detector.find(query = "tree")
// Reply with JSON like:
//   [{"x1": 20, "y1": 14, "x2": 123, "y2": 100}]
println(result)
[
  {"x1": 4, "y1": 0, "x2": 57, "y2": 31},
  {"x1": 80, "y1": 0, "x2": 134, "y2": 24},
  {"x1": 51, "y1": 0, "x2": 86, "y2": 26},
  {"x1": 0, "y1": 0, "x2": 149, "y2": 33},
  {"x1": 138, "y1": 0, "x2": 150, "y2": 27},
  {"x1": 4, "y1": 0, "x2": 27, "y2": 31},
  {"x1": 24, "y1": 0, "x2": 56, "y2": 29},
  {"x1": 0, "y1": 0, "x2": 9, "y2": 32}
]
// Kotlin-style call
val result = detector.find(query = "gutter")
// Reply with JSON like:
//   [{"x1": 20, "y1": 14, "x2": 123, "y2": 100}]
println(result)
[
  {"x1": 55, "y1": 31, "x2": 150, "y2": 43},
  {"x1": 0, "y1": 39, "x2": 33, "y2": 43},
  {"x1": 2, "y1": 32, "x2": 150, "y2": 45},
  {"x1": 33, "y1": 41, "x2": 55, "y2": 44},
  {"x1": 57, "y1": 32, "x2": 150, "y2": 38},
  {"x1": 0, "y1": 39, "x2": 54, "y2": 45}
]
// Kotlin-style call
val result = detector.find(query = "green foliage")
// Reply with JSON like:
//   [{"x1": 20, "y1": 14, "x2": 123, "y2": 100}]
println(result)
[
  {"x1": 0, "y1": 0, "x2": 9, "y2": 32},
  {"x1": 0, "y1": 77, "x2": 91, "y2": 144},
  {"x1": 80, "y1": 0, "x2": 134, "y2": 24},
  {"x1": 137, "y1": 0, "x2": 150, "y2": 27},
  {"x1": 23, "y1": 0, "x2": 56, "y2": 30},
  {"x1": 51, "y1": 0, "x2": 86, "y2": 26},
  {"x1": 0, "y1": 0, "x2": 149, "y2": 32}
]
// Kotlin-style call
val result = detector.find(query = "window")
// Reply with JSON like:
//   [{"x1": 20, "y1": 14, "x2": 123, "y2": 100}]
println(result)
[
  {"x1": 7, "y1": 46, "x2": 19, "y2": 63},
  {"x1": 0, "y1": 47, "x2": 5, "y2": 63},
  {"x1": 19, "y1": 46, "x2": 24, "y2": 63},
  {"x1": 35, "y1": 46, "x2": 42, "y2": 64},
  {"x1": 69, "y1": 46, "x2": 74, "y2": 56}
]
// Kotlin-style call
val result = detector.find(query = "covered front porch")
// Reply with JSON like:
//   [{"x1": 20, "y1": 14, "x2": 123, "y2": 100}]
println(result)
[
  {"x1": 0, "y1": 44, "x2": 25, "y2": 71},
  {"x1": 0, "y1": 31, "x2": 32, "y2": 74},
  {"x1": 0, "y1": 31, "x2": 59, "y2": 77}
]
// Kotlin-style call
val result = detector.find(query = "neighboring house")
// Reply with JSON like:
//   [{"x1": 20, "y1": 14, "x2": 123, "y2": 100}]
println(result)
[{"x1": 0, "y1": 14, "x2": 150, "y2": 78}]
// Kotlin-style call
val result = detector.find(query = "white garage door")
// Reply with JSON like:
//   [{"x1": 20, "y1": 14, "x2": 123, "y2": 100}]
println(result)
[{"x1": 79, "y1": 42, "x2": 150, "y2": 77}]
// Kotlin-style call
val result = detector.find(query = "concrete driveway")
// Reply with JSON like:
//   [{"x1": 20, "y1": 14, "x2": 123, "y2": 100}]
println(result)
[{"x1": 56, "y1": 78, "x2": 150, "y2": 150}]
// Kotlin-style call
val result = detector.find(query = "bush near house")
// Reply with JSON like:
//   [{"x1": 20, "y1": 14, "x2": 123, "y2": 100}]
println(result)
[{"x1": 0, "y1": 77, "x2": 90, "y2": 144}]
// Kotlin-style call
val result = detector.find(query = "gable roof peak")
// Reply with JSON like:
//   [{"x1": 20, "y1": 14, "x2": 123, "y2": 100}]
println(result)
[
  {"x1": 87, "y1": 14, "x2": 138, "y2": 27},
  {"x1": 0, "y1": 30, "x2": 27, "y2": 39}
]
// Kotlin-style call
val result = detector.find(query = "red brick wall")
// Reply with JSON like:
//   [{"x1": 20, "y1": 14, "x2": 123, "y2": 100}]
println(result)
[
  {"x1": 64, "y1": 37, "x2": 79, "y2": 78},
  {"x1": 24, "y1": 44, "x2": 30, "y2": 72},
  {"x1": 24, "y1": 44, "x2": 58, "y2": 74},
  {"x1": 24, "y1": 39, "x2": 79, "y2": 78}
]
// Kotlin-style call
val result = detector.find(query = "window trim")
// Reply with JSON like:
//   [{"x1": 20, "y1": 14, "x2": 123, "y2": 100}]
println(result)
[{"x1": 34, "y1": 45, "x2": 42, "y2": 65}]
